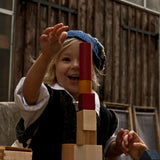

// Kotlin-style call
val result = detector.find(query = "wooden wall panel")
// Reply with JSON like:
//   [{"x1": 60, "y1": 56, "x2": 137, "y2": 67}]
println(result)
[
  {"x1": 13, "y1": 0, "x2": 159, "y2": 110},
  {"x1": 141, "y1": 12, "x2": 148, "y2": 106},
  {"x1": 104, "y1": 0, "x2": 113, "y2": 102},
  {"x1": 103, "y1": 0, "x2": 159, "y2": 109},
  {"x1": 68, "y1": 0, "x2": 78, "y2": 29},
  {"x1": 94, "y1": 0, "x2": 105, "y2": 43},
  {"x1": 23, "y1": 2, "x2": 37, "y2": 74},
  {"x1": 112, "y1": 2, "x2": 121, "y2": 102},
  {"x1": 86, "y1": 0, "x2": 94, "y2": 35},
  {"x1": 135, "y1": 10, "x2": 142, "y2": 105},
  {"x1": 78, "y1": 0, "x2": 87, "y2": 31},
  {"x1": 128, "y1": 7, "x2": 136, "y2": 104},
  {"x1": 119, "y1": 5, "x2": 128, "y2": 104}
]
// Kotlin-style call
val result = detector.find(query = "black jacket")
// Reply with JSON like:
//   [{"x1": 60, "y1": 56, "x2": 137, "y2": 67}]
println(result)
[{"x1": 16, "y1": 85, "x2": 118, "y2": 160}]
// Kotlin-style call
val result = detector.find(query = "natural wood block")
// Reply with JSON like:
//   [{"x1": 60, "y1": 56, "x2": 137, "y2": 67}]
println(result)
[
  {"x1": 77, "y1": 110, "x2": 96, "y2": 131},
  {"x1": 78, "y1": 93, "x2": 95, "y2": 110},
  {"x1": 75, "y1": 145, "x2": 102, "y2": 160},
  {"x1": 62, "y1": 144, "x2": 76, "y2": 160},
  {"x1": 76, "y1": 130, "x2": 97, "y2": 145},
  {"x1": 62, "y1": 144, "x2": 102, "y2": 160},
  {"x1": 0, "y1": 146, "x2": 32, "y2": 160}
]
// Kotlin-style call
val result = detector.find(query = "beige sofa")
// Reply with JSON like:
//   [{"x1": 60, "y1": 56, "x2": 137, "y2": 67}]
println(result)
[{"x1": 0, "y1": 102, "x2": 21, "y2": 146}]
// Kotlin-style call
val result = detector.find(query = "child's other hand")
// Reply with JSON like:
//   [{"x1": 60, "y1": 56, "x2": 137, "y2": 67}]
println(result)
[
  {"x1": 116, "y1": 129, "x2": 130, "y2": 155},
  {"x1": 40, "y1": 23, "x2": 69, "y2": 60},
  {"x1": 127, "y1": 131, "x2": 148, "y2": 160}
]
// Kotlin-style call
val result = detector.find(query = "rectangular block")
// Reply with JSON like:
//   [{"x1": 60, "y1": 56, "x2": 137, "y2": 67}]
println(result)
[
  {"x1": 77, "y1": 110, "x2": 96, "y2": 131},
  {"x1": 62, "y1": 144, "x2": 102, "y2": 160},
  {"x1": 0, "y1": 146, "x2": 32, "y2": 160},
  {"x1": 78, "y1": 93, "x2": 95, "y2": 110},
  {"x1": 79, "y1": 42, "x2": 92, "y2": 81},
  {"x1": 79, "y1": 80, "x2": 92, "y2": 94},
  {"x1": 76, "y1": 130, "x2": 97, "y2": 145},
  {"x1": 62, "y1": 144, "x2": 76, "y2": 160}
]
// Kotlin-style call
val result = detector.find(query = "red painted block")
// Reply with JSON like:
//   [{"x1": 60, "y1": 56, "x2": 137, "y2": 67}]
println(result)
[
  {"x1": 79, "y1": 42, "x2": 92, "y2": 80},
  {"x1": 78, "y1": 93, "x2": 95, "y2": 110}
]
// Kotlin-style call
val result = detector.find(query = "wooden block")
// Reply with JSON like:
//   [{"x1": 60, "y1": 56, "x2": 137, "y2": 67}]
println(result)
[
  {"x1": 76, "y1": 145, "x2": 102, "y2": 160},
  {"x1": 77, "y1": 110, "x2": 96, "y2": 131},
  {"x1": 0, "y1": 146, "x2": 32, "y2": 160},
  {"x1": 62, "y1": 144, "x2": 76, "y2": 160},
  {"x1": 62, "y1": 144, "x2": 102, "y2": 160},
  {"x1": 79, "y1": 42, "x2": 92, "y2": 81},
  {"x1": 78, "y1": 93, "x2": 95, "y2": 110},
  {"x1": 76, "y1": 130, "x2": 97, "y2": 145},
  {"x1": 79, "y1": 80, "x2": 92, "y2": 94}
]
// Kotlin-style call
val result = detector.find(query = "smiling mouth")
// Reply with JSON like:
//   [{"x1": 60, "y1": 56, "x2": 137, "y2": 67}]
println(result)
[{"x1": 68, "y1": 75, "x2": 79, "y2": 81}]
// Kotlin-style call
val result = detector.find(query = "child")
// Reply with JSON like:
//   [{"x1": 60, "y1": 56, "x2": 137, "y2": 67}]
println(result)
[{"x1": 15, "y1": 23, "x2": 128, "y2": 160}]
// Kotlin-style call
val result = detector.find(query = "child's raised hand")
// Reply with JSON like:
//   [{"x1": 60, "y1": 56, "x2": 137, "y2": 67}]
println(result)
[{"x1": 40, "y1": 23, "x2": 69, "y2": 60}]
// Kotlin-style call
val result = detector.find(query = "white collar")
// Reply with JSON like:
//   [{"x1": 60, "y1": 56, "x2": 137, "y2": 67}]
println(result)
[{"x1": 50, "y1": 83, "x2": 100, "y2": 115}]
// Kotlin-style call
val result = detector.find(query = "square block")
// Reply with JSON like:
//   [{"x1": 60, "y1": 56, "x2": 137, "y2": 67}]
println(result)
[
  {"x1": 79, "y1": 81, "x2": 92, "y2": 94},
  {"x1": 78, "y1": 93, "x2": 95, "y2": 110},
  {"x1": 77, "y1": 110, "x2": 97, "y2": 145},
  {"x1": 76, "y1": 130, "x2": 97, "y2": 145},
  {"x1": 77, "y1": 110, "x2": 96, "y2": 131},
  {"x1": 0, "y1": 146, "x2": 32, "y2": 160},
  {"x1": 62, "y1": 144, "x2": 102, "y2": 160},
  {"x1": 76, "y1": 145, "x2": 102, "y2": 160}
]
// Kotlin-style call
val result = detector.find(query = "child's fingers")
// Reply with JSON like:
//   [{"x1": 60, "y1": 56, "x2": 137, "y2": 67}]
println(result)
[
  {"x1": 116, "y1": 129, "x2": 129, "y2": 146},
  {"x1": 116, "y1": 129, "x2": 130, "y2": 155},
  {"x1": 128, "y1": 130, "x2": 135, "y2": 142},
  {"x1": 122, "y1": 140, "x2": 129, "y2": 155},
  {"x1": 117, "y1": 129, "x2": 125, "y2": 140},
  {"x1": 50, "y1": 23, "x2": 64, "y2": 36},
  {"x1": 49, "y1": 24, "x2": 68, "y2": 43},
  {"x1": 56, "y1": 26, "x2": 69, "y2": 37},
  {"x1": 43, "y1": 27, "x2": 54, "y2": 35},
  {"x1": 117, "y1": 129, "x2": 129, "y2": 139},
  {"x1": 123, "y1": 134, "x2": 129, "y2": 146},
  {"x1": 40, "y1": 34, "x2": 49, "y2": 42},
  {"x1": 116, "y1": 129, "x2": 125, "y2": 146},
  {"x1": 123, "y1": 129, "x2": 130, "y2": 136},
  {"x1": 59, "y1": 32, "x2": 68, "y2": 44}
]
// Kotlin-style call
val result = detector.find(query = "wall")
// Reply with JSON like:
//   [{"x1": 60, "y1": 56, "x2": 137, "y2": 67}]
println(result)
[{"x1": 12, "y1": 0, "x2": 159, "y2": 109}]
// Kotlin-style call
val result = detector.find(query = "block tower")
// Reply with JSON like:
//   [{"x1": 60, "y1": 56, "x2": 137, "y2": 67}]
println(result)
[{"x1": 62, "y1": 42, "x2": 102, "y2": 160}]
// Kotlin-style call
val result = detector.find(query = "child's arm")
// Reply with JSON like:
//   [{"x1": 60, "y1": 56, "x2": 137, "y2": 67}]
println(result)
[{"x1": 23, "y1": 23, "x2": 68, "y2": 105}]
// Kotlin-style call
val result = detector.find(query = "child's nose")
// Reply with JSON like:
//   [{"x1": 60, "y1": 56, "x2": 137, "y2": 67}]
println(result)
[{"x1": 72, "y1": 60, "x2": 79, "y2": 68}]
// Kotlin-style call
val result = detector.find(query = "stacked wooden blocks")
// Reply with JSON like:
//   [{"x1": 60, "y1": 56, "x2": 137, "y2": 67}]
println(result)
[
  {"x1": 0, "y1": 146, "x2": 32, "y2": 160},
  {"x1": 62, "y1": 42, "x2": 102, "y2": 160}
]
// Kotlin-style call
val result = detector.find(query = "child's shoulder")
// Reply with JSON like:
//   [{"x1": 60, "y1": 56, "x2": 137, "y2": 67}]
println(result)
[{"x1": 99, "y1": 104, "x2": 118, "y2": 130}]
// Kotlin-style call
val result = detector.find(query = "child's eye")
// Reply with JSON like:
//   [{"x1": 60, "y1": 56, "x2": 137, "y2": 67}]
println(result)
[{"x1": 62, "y1": 57, "x2": 71, "y2": 62}]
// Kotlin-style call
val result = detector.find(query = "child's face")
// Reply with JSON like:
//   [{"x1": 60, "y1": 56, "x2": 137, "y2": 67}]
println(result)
[{"x1": 55, "y1": 40, "x2": 82, "y2": 100}]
